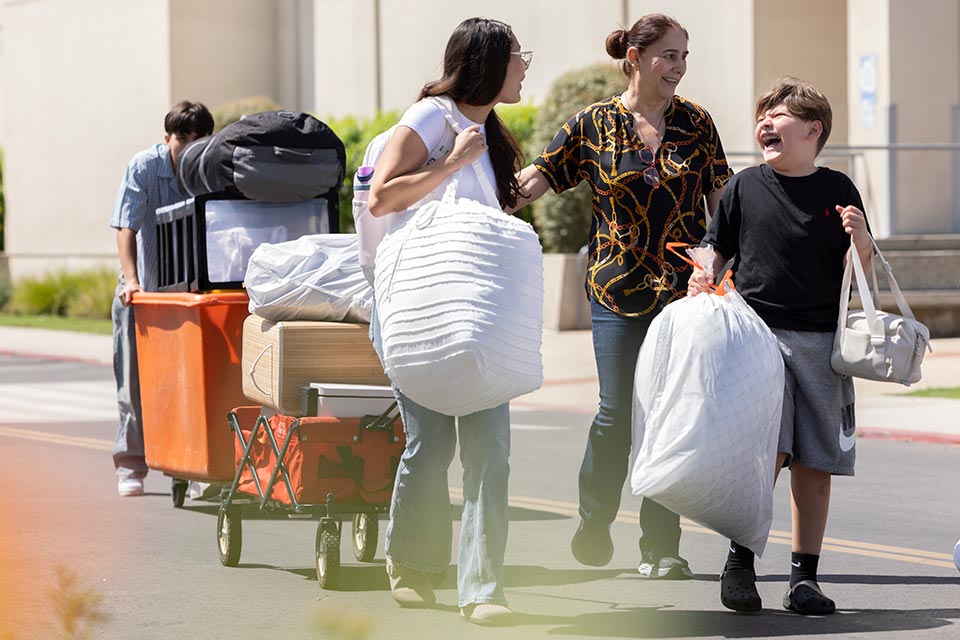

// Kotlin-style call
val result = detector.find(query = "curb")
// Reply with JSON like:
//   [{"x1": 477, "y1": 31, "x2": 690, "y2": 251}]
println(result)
[
  {"x1": 858, "y1": 427, "x2": 960, "y2": 446},
  {"x1": 0, "y1": 349, "x2": 111, "y2": 367}
]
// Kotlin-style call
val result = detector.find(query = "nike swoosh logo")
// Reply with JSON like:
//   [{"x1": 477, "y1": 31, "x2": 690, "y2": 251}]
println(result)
[
  {"x1": 839, "y1": 426, "x2": 856, "y2": 452},
  {"x1": 791, "y1": 561, "x2": 802, "y2": 568}
]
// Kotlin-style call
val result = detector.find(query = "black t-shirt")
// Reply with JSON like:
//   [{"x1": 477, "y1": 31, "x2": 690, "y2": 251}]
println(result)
[{"x1": 703, "y1": 164, "x2": 866, "y2": 331}]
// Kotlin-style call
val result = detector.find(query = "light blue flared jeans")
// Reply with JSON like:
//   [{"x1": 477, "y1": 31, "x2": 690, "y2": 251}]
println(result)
[{"x1": 371, "y1": 306, "x2": 510, "y2": 607}]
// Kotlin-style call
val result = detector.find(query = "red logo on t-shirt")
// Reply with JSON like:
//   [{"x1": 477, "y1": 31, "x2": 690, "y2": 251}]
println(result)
[{"x1": 825, "y1": 208, "x2": 831, "y2": 217}]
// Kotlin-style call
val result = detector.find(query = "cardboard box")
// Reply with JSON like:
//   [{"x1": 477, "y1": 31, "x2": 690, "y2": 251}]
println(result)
[{"x1": 242, "y1": 315, "x2": 388, "y2": 415}]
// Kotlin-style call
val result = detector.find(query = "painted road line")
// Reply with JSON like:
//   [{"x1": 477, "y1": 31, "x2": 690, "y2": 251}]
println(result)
[
  {"x1": 0, "y1": 426, "x2": 113, "y2": 451},
  {"x1": 449, "y1": 489, "x2": 956, "y2": 570},
  {"x1": 3, "y1": 434, "x2": 951, "y2": 569},
  {"x1": 616, "y1": 508, "x2": 954, "y2": 564}
]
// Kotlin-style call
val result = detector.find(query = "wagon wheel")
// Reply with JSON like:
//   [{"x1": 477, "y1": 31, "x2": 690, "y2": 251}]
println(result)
[
  {"x1": 352, "y1": 513, "x2": 379, "y2": 562},
  {"x1": 316, "y1": 519, "x2": 341, "y2": 589},
  {"x1": 217, "y1": 503, "x2": 242, "y2": 567},
  {"x1": 171, "y1": 479, "x2": 188, "y2": 508}
]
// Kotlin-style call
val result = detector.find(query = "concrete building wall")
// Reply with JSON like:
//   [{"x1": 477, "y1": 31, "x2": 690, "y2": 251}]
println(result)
[
  {"x1": 2, "y1": 0, "x2": 959, "y2": 281},
  {"x1": 847, "y1": 0, "x2": 960, "y2": 237},
  {"x1": 887, "y1": 0, "x2": 959, "y2": 234},
  {"x1": 311, "y1": 0, "x2": 624, "y2": 119},
  {"x1": 649, "y1": 0, "x2": 757, "y2": 168},
  {"x1": 754, "y1": 0, "x2": 847, "y2": 145},
  {"x1": 2, "y1": 0, "x2": 171, "y2": 278},
  {"x1": 847, "y1": 0, "x2": 892, "y2": 236},
  {"x1": 312, "y1": 0, "x2": 379, "y2": 117},
  {"x1": 169, "y1": 0, "x2": 277, "y2": 110}
]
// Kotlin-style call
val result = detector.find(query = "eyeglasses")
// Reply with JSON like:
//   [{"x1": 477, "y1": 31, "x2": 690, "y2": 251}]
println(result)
[
  {"x1": 638, "y1": 147, "x2": 660, "y2": 188},
  {"x1": 511, "y1": 50, "x2": 533, "y2": 69}
]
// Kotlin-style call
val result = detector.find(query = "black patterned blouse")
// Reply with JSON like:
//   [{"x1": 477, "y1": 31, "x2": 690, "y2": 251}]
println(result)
[{"x1": 533, "y1": 94, "x2": 732, "y2": 317}]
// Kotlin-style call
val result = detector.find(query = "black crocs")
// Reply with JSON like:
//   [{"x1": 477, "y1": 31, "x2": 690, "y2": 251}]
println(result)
[
  {"x1": 720, "y1": 568, "x2": 762, "y2": 613},
  {"x1": 783, "y1": 580, "x2": 836, "y2": 615}
]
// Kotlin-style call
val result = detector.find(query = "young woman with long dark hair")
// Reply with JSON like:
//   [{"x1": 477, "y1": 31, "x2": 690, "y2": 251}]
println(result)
[{"x1": 368, "y1": 17, "x2": 531, "y2": 626}]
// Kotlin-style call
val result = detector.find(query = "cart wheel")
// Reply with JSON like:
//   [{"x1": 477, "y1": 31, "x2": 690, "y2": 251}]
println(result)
[
  {"x1": 352, "y1": 513, "x2": 379, "y2": 562},
  {"x1": 316, "y1": 519, "x2": 341, "y2": 589},
  {"x1": 171, "y1": 479, "x2": 188, "y2": 508},
  {"x1": 217, "y1": 504, "x2": 242, "y2": 567}
]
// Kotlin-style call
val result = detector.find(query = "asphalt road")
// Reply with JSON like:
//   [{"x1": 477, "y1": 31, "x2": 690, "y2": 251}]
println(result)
[{"x1": 1, "y1": 354, "x2": 958, "y2": 640}]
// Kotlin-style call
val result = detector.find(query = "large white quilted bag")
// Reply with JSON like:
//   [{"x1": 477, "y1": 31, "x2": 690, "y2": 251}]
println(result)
[
  {"x1": 374, "y1": 187, "x2": 544, "y2": 416},
  {"x1": 630, "y1": 288, "x2": 784, "y2": 556}
]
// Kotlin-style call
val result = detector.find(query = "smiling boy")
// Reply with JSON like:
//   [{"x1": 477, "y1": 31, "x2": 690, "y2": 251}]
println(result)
[{"x1": 689, "y1": 77, "x2": 872, "y2": 614}]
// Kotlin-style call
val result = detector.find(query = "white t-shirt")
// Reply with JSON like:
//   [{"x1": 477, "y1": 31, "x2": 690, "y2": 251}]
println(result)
[{"x1": 384, "y1": 98, "x2": 498, "y2": 233}]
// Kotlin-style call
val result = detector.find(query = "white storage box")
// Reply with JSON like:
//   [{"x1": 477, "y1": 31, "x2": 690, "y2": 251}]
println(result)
[{"x1": 299, "y1": 383, "x2": 395, "y2": 418}]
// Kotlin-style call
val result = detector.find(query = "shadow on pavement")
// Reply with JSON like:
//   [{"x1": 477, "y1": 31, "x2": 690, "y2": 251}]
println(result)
[
  {"x1": 508, "y1": 606, "x2": 960, "y2": 637},
  {"x1": 750, "y1": 573, "x2": 960, "y2": 586}
]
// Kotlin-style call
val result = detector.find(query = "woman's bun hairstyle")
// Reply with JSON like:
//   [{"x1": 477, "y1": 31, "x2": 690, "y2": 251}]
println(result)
[{"x1": 604, "y1": 29, "x2": 630, "y2": 59}]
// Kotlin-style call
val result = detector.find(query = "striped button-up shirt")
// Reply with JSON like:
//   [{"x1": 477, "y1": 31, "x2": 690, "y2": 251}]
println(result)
[{"x1": 109, "y1": 143, "x2": 187, "y2": 292}]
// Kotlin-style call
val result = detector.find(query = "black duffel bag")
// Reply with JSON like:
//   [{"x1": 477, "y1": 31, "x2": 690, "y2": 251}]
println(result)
[{"x1": 178, "y1": 111, "x2": 345, "y2": 202}]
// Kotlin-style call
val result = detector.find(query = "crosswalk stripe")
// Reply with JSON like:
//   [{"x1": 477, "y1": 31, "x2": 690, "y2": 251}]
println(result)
[{"x1": 0, "y1": 381, "x2": 117, "y2": 423}]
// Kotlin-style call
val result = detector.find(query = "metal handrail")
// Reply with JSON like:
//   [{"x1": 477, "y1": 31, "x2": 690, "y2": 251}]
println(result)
[{"x1": 722, "y1": 135, "x2": 960, "y2": 236}]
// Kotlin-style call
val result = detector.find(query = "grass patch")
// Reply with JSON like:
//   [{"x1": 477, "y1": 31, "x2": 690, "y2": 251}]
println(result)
[
  {"x1": 0, "y1": 313, "x2": 112, "y2": 335},
  {"x1": 902, "y1": 387, "x2": 960, "y2": 399}
]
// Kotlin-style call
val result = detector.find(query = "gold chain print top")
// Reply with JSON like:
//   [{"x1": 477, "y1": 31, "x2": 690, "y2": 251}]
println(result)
[{"x1": 533, "y1": 95, "x2": 732, "y2": 317}]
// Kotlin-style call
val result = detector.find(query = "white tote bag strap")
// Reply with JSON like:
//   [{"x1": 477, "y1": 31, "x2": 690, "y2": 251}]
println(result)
[
  {"x1": 842, "y1": 234, "x2": 921, "y2": 330},
  {"x1": 866, "y1": 234, "x2": 918, "y2": 321},
  {"x1": 428, "y1": 96, "x2": 500, "y2": 209}
]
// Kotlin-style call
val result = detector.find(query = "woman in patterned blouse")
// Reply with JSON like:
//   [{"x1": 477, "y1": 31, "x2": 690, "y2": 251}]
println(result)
[{"x1": 512, "y1": 13, "x2": 732, "y2": 578}]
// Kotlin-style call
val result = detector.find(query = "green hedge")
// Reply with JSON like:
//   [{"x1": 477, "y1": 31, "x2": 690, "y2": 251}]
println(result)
[
  {"x1": 0, "y1": 146, "x2": 5, "y2": 252},
  {"x1": 5, "y1": 267, "x2": 116, "y2": 319},
  {"x1": 212, "y1": 96, "x2": 281, "y2": 133},
  {"x1": 529, "y1": 63, "x2": 625, "y2": 253}
]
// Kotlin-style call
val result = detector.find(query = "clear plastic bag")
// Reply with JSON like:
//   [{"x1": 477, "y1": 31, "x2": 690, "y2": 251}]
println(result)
[{"x1": 245, "y1": 234, "x2": 373, "y2": 323}]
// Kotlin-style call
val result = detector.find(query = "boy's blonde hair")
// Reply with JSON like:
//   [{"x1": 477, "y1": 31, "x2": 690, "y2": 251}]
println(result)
[{"x1": 755, "y1": 76, "x2": 832, "y2": 153}]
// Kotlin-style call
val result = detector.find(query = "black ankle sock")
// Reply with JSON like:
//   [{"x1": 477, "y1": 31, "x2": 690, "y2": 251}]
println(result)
[
  {"x1": 725, "y1": 540, "x2": 755, "y2": 572},
  {"x1": 790, "y1": 552, "x2": 820, "y2": 586}
]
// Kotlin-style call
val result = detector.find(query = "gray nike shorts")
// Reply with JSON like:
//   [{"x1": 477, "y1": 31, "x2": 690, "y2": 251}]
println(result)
[{"x1": 772, "y1": 328, "x2": 856, "y2": 476}]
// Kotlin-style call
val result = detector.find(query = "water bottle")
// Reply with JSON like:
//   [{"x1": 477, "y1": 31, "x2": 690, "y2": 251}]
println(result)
[
  {"x1": 353, "y1": 166, "x2": 377, "y2": 284},
  {"x1": 353, "y1": 165, "x2": 374, "y2": 202}
]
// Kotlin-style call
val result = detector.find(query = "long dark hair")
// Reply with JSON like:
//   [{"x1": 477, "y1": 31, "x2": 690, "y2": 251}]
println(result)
[
  {"x1": 418, "y1": 17, "x2": 525, "y2": 209},
  {"x1": 605, "y1": 14, "x2": 688, "y2": 76}
]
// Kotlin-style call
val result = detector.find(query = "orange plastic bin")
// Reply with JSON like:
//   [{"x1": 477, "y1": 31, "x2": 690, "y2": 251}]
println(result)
[{"x1": 133, "y1": 291, "x2": 250, "y2": 482}]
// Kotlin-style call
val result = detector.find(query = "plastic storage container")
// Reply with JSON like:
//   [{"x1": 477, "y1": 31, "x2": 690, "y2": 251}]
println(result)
[
  {"x1": 133, "y1": 291, "x2": 251, "y2": 481},
  {"x1": 299, "y1": 383, "x2": 395, "y2": 418},
  {"x1": 156, "y1": 192, "x2": 336, "y2": 292}
]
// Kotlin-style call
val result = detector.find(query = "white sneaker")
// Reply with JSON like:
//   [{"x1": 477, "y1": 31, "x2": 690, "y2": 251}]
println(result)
[
  {"x1": 637, "y1": 552, "x2": 693, "y2": 579},
  {"x1": 117, "y1": 478, "x2": 144, "y2": 497}
]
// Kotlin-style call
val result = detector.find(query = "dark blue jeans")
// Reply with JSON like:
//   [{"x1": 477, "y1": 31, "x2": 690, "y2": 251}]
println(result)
[{"x1": 579, "y1": 297, "x2": 682, "y2": 556}]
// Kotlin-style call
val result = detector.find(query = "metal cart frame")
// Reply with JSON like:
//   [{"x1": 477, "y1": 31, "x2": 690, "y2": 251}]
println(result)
[{"x1": 216, "y1": 403, "x2": 401, "y2": 589}]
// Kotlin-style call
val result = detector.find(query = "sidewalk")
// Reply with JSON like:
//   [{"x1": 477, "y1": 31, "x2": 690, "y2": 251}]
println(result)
[{"x1": 1, "y1": 324, "x2": 958, "y2": 443}]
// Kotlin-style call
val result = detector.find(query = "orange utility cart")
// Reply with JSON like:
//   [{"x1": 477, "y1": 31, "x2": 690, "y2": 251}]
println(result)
[{"x1": 132, "y1": 291, "x2": 250, "y2": 504}]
